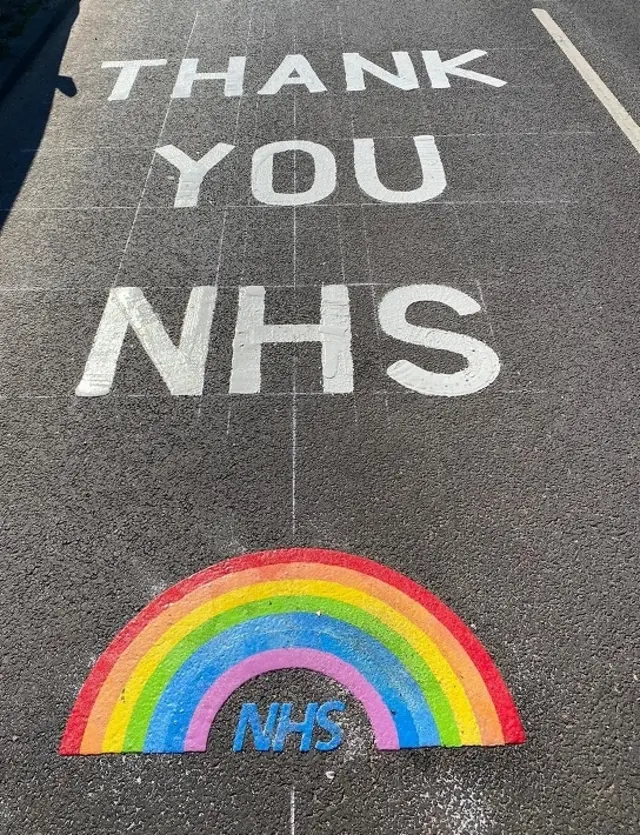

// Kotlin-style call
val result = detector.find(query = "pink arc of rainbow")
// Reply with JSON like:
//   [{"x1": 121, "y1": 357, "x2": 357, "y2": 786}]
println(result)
[{"x1": 185, "y1": 648, "x2": 400, "y2": 751}]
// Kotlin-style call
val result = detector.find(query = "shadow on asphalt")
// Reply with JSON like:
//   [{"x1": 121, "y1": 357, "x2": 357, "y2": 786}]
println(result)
[{"x1": 0, "y1": 2, "x2": 79, "y2": 234}]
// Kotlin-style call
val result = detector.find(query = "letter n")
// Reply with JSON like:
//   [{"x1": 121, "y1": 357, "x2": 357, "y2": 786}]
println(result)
[
  {"x1": 76, "y1": 287, "x2": 217, "y2": 396},
  {"x1": 233, "y1": 703, "x2": 280, "y2": 752}
]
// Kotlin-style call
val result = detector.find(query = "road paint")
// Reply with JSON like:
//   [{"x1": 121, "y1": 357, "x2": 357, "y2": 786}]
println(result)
[
  {"x1": 229, "y1": 285, "x2": 353, "y2": 394},
  {"x1": 532, "y1": 8, "x2": 640, "y2": 154},
  {"x1": 75, "y1": 285, "x2": 498, "y2": 398},
  {"x1": 343, "y1": 51, "x2": 419, "y2": 91},
  {"x1": 101, "y1": 48, "x2": 508, "y2": 100},
  {"x1": 172, "y1": 56, "x2": 247, "y2": 99},
  {"x1": 59, "y1": 548, "x2": 525, "y2": 755},
  {"x1": 421, "y1": 50, "x2": 506, "y2": 89},
  {"x1": 156, "y1": 143, "x2": 235, "y2": 208},
  {"x1": 102, "y1": 59, "x2": 168, "y2": 101},
  {"x1": 378, "y1": 285, "x2": 501, "y2": 397},
  {"x1": 251, "y1": 140, "x2": 337, "y2": 206},
  {"x1": 353, "y1": 135, "x2": 446, "y2": 204},
  {"x1": 232, "y1": 700, "x2": 345, "y2": 752},
  {"x1": 258, "y1": 54, "x2": 328, "y2": 95},
  {"x1": 156, "y1": 135, "x2": 447, "y2": 208},
  {"x1": 75, "y1": 287, "x2": 217, "y2": 397}
]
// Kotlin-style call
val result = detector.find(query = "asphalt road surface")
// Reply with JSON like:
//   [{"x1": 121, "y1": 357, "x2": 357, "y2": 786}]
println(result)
[{"x1": 0, "y1": 0, "x2": 639, "y2": 833}]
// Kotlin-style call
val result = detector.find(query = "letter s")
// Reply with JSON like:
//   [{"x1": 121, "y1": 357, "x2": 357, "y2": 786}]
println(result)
[
  {"x1": 377, "y1": 285, "x2": 500, "y2": 396},
  {"x1": 314, "y1": 700, "x2": 345, "y2": 752}
]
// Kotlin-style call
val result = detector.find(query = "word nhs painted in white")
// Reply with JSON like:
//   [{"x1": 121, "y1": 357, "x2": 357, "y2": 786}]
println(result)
[
  {"x1": 76, "y1": 284, "x2": 501, "y2": 398},
  {"x1": 103, "y1": 50, "x2": 506, "y2": 101},
  {"x1": 233, "y1": 701, "x2": 345, "y2": 752}
]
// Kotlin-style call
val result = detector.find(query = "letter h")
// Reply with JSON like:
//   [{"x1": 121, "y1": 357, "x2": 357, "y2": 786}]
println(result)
[{"x1": 272, "y1": 702, "x2": 319, "y2": 752}]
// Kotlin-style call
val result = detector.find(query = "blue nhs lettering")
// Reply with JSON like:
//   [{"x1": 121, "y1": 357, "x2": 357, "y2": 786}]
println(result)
[{"x1": 233, "y1": 701, "x2": 345, "y2": 752}]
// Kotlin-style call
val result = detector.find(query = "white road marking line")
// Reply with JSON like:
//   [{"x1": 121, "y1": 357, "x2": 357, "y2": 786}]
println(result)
[
  {"x1": 5, "y1": 198, "x2": 579, "y2": 212},
  {"x1": 292, "y1": 357, "x2": 298, "y2": 536},
  {"x1": 290, "y1": 786, "x2": 296, "y2": 835},
  {"x1": 291, "y1": 0, "x2": 299, "y2": 535},
  {"x1": 17, "y1": 132, "x2": 599, "y2": 153},
  {"x1": 0, "y1": 388, "x2": 548, "y2": 403},
  {"x1": 110, "y1": 11, "x2": 201, "y2": 288},
  {"x1": 532, "y1": 8, "x2": 640, "y2": 154},
  {"x1": 452, "y1": 204, "x2": 496, "y2": 341}
]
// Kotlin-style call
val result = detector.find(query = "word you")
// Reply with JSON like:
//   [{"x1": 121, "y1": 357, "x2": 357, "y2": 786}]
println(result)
[
  {"x1": 76, "y1": 284, "x2": 501, "y2": 398},
  {"x1": 103, "y1": 50, "x2": 507, "y2": 101},
  {"x1": 234, "y1": 701, "x2": 345, "y2": 752},
  {"x1": 158, "y1": 134, "x2": 445, "y2": 208}
]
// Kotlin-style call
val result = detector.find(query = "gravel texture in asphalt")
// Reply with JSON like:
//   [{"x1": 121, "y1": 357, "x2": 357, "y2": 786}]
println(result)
[{"x1": 0, "y1": 0, "x2": 638, "y2": 832}]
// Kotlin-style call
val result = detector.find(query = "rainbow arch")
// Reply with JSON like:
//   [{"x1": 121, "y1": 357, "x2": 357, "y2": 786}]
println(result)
[{"x1": 60, "y1": 548, "x2": 525, "y2": 754}]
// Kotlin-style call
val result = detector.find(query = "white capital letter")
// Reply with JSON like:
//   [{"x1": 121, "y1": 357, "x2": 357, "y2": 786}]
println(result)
[
  {"x1": 378, "y1": 285, "x2": 500, "y2": 396},
  {"x1": 252, "y1": 140, "x2": 336, "y2": 206},
  {"x1": 229, "y1": 285, "x2": 353, "y2": 394},
  {"x1": 343, "y1": 52, "x2": 418, "y2": 91},
  {"x1": 102, "y1": 59, "x2": 167, "y2": 101},
  {"x1": 156, "y1": 143, "x2": 235, "y2": 208},
  {"x1": 353, "y1": 135, "x2": 446, "y2": 203},
  {"x1": 76, "y1": 287, "x2": 217, "y2": 397},
  {"x1": 172, "y1": 56, "x2": 247, "y2": 98},
  {"x1": 258, "y1": 54, "x2": 327, "y2": 95},
  {"x1": 422, "y1": 50, "x2": 506, "y2": 88}
]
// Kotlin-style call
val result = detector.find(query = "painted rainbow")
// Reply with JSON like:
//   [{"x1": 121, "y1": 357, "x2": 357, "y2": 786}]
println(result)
[{"x1": 60, "y1": 548, "x2": 525, "y2": 754}]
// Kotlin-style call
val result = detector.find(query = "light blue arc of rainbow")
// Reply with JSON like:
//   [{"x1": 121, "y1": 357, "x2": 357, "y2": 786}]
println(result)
[{"x1": 144, "y1": 613, "x2": 440, "y2": 752}]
